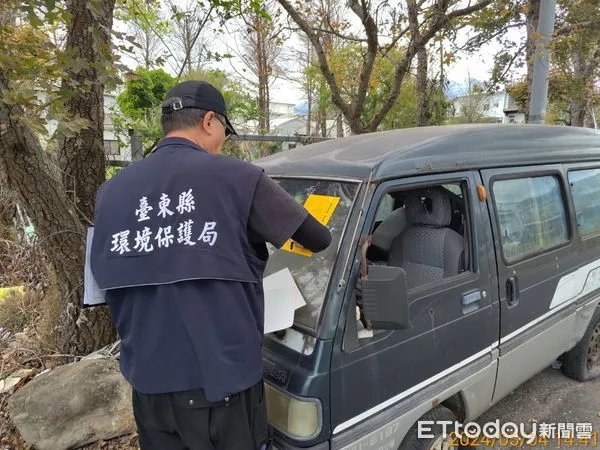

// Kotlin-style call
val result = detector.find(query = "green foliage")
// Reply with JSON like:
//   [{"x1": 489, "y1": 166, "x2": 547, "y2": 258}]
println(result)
[
  {"x1": 110, "y1": 68, "x2": 177, "y2": 153},
  {"x1": 182, "y1": 69, "x2": 259, "y2": 124},
  {"x1": 116, "y1": 68, "x2": 176, "y2": 120},
  {"x1": 444, "y1": 115, "x2": 498, "y2": 125},
  {"x1": 106, "y1": 166, "x2": 122, "y2": 179},
  {"x1": 0, "y1": 0, "x2": 124, "y2": 145},
  {"x1": 110, "y1": 66, "x2": 258, "y2": 160}
]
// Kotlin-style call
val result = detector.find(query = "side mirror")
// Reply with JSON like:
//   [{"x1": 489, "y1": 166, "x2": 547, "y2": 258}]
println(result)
[{"x1": 361, "y1": 265, "x2": 409, "y2": 329}]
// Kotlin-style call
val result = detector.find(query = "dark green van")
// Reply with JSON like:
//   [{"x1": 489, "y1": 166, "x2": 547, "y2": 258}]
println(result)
[{"x1": 256, "y1": 124, "x2": 600, "y2": 449}]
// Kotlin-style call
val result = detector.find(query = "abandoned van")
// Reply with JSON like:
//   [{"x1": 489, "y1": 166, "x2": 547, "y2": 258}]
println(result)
[{"x1": 255, "y1": 124, "x2": 600, "y2": 449}]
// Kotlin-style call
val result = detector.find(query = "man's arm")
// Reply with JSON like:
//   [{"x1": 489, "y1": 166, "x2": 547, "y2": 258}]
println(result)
[{"x1": 248, "y1": 173, "x2": 332, "y2": 252}]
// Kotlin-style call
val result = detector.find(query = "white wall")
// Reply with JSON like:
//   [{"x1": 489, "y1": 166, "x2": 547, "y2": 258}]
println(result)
[{"x1": 451, "y1": 91, "x2": 526, "y2": 124}]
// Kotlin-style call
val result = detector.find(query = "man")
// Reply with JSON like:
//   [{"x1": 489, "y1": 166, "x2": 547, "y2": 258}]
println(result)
[{"x1": 90, "y1": 80, "x2": 331, "y2": 449}]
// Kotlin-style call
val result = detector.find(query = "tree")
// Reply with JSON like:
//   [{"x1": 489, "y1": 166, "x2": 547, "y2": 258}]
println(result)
[
  {"x1": 115, "y1": 0, "x2": 172, "y2": 70},
  {"x1": 550, "y1": 0, "x2": 600, "y2": 127},
  {"x1": 464, "y1": 0, "x2": 600, "y2": 125},
  {"x1": 112, "y1": 67, "x2": 177, "y2": 154},
  {"x1": 114, "y1": 66, "x2": 258, "y2": 159},
  {"x1": 166, "y1": 0, "x2": 213, "y2": 76},
  {"x1": 239, "y1": 0, "x2": 286, "y2": 142},
  {"x1": 275, "y1": 0, "x2": 493, "y2": 134},
  {"x1": 0, "y1": 0, "x2": 266, "y2": 355},
  {"x1": 0, "y1": 0, "x2": 118, "y2": 354},
  {"x1": 305, "y1": 43, "x2": 449, "y2": 132},
  {"x1": 117, "y1": 68, "x2": 176, "y2": 120}
]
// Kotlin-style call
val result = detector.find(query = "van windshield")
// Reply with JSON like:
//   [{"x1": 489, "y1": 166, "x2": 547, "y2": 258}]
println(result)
[{"x1": 264, "y1": 178, "x2": 359, "y2": 330}]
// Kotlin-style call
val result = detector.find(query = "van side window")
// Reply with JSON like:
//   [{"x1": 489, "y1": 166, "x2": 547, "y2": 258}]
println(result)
[
  {"x1": 568, "y1": 168, "x2": 600, "y2": 237},
  {"x1": 364, "y1": 182, "x2": 471, "y2": 291},
  {"x1": 492, "y1": 175, "x2": 568, "y2": 261}
]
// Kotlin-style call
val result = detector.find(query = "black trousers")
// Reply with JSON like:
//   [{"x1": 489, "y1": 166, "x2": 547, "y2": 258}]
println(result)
[{"x1": 132, "y1": 381, "x2": 271, "y2": 450}]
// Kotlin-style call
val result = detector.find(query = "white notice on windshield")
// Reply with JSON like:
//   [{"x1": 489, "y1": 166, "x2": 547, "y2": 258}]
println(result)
[{"x1": 263, "y1": 268, "x2": 306, "y2": 334}]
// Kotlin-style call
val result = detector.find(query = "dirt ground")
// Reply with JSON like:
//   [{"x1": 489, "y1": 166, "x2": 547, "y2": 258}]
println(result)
[
  {"x1": 475, "y1": 364, "x2": 600, "y2": 449},
  {"x1": 2, "y1": 360, "x2": 600, "y2": 449}
]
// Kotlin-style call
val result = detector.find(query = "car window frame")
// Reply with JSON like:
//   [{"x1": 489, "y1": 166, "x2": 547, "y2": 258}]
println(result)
[
  {"x1": 487, "y1": 168, "x2": 573, "y2": 267},
  {"x1": 566, "y1": 165, "x2": 600, "y2": 240}
]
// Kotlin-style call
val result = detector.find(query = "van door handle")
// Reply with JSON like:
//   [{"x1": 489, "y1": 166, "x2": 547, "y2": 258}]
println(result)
[
  {"x1": 461, "y1": 290, "x2": 481, "y2": 314},
  {"x1": 506, "y1": 276, "x2": 519, "y2": 307}
]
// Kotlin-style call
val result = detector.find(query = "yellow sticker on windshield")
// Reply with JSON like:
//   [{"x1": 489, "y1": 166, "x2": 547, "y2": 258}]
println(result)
[
  {"x1": 281, "y1": 194, "x2": 341, "y2": 257},
  {"x1": 304, "y1": 194, "x2": 341, "y2": 226}
]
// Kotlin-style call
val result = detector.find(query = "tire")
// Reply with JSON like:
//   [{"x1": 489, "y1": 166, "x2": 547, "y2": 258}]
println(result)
[
  {"x1": 398, "y1": 405, "x2": 457, "y2": 450},
  {"x1": 561, "y1": 306, "x2": 600, "y2": 381}
]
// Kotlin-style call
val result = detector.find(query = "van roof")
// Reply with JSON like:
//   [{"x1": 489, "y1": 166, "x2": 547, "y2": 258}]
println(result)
[{"x1": 254, "y1": 124, "x2": 600, "y2": 181}]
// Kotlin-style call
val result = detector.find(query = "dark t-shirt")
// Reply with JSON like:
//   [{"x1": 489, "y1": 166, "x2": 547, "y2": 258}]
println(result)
[{"x1": 248, "y1": 172, "x2": 308, "y2": 247}]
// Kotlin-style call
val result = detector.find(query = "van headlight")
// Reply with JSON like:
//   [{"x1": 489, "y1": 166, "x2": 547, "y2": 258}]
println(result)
[{"x1": 265, "y1": 383, "x2": 321, "y2": 439}]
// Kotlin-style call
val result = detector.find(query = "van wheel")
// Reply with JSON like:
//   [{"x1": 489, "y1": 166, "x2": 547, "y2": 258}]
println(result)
[
  {"x1": 562, "y1": 307, "x2": 600, "y2": 381},
  {"x1": 399, "y1": 405, "x2": 457, "y2": 450}
]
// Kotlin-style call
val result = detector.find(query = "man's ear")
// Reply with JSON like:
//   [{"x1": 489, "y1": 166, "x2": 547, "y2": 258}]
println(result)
[{"x1": 200, "y1": 111, "x2": 215, "y2": 134}]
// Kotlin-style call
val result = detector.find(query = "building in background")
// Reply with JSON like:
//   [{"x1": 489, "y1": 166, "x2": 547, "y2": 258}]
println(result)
[
  {"x1": 42, "y1": 91, "x2": 130, "y2": 162},
  {"x1": 450, "y1": 90, "x2": 525, "y2": 124}
]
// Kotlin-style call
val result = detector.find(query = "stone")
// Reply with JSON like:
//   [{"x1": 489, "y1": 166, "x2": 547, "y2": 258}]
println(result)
[
  {"x1": 0, "y1": 368, "x2": 35, "y2": 394},
  {"x1": 8, "y1": 358, "x2": 134, "y2": 450}
]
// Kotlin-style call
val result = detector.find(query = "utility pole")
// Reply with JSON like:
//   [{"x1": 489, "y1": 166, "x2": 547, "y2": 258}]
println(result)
[{"x1": 528, "y1": 0, "x2": 557, "y2": 124}]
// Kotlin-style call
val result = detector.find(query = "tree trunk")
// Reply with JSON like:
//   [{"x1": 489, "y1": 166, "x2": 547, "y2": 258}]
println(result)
[
  {"x1": 0, "y1": 73, "x2": 116, "y2": 355},
  {"x1": 336, "y1": 112, "x2": 344, "y2": 137},
  {"x1": 59, "y1": 0, "x2": 114, "y2": 225},
  {"x1": 144, "y1": 28, "x2": 152, "y2": 69},
  {"x1": 254, "y1": 15, "x2": 272, "y2": 157},
  {"x1": 416, "y1": 47, "x2": 429, "y2": 126},
  {"x1": 305, "y1": 40, "x2": 312, "y2": 136},
  {"x1": 570, "y1": 101, "x2": 588, "y2": 127},
  {"x1": 0, "y1": 0, "x2": 117, "y2": 355},
  {"x1": 319, "y1": 107, "x2": 327, "y2": 137}
]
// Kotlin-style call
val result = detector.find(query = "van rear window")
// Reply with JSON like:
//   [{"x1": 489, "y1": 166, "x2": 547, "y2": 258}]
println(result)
[
  {"x1": 568, "y1": 168, "x2": 600, "y2": 237},
  {"x1": 493, "y1": 175, "x2": 569, "y2": 262},
  {"x1": 264, "y1": 178, "x2": 359, "y2": 330}
]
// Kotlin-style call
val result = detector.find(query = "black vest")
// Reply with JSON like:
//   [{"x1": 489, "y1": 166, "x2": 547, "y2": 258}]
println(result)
[{"x1": 91, "y1": 138, "x2": 265, "y2": 290}]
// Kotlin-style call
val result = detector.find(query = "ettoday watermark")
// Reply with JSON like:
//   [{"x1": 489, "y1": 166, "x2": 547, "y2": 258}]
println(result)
[{"x1": 418, "y1": 420, "x2": 595, "y2": 445}]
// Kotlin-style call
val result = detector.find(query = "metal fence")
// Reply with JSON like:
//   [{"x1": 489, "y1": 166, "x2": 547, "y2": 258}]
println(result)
[{"x1": 106, "y1": 132, "x2": 335, "y2": 168}]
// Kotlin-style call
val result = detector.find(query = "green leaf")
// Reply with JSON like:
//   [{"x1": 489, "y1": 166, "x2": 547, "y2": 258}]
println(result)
[{"x1": 27, "y1": 9, "x2": 43, "y2": 27}]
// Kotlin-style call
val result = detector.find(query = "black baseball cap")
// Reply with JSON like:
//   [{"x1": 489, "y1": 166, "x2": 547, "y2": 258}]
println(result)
[{"x1": 161, "y1": 80, "x2": 237, "y2": 136}]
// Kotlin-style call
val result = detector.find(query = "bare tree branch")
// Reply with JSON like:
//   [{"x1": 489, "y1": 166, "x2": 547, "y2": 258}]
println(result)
[
  {"x1": 460, "y1": 22, "x2": 526, "y2": 53},
  {"x1": 496, "y1": 43, "x2": 527, "y2": 82},
  {"x1": 279, "y1": 0, "x2": 494, "y2": 133},
  {"x1": 555, "y1": 21, "x2": 600, "y2": 37},
  {"x1": 381, "y1": 25, "x2": 411, "y2": 58},
  {"x1": 348, "y1": 0, "x2": 378, "y2": 119},
  {"x1": 275, "y1": 0, "x2": 353, "y2": 120},
  {"x1": 421, "y1": 0, "x2": 494, "y2": 45}
]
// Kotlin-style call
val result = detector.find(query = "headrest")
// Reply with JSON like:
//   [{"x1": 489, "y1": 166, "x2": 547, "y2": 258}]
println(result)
[
  {"x1": 405, "y1": 187, "x2": 452, "y2": 227},
  {"x1": 371, "y1": 207, "x2": 408, "y2": 253}
]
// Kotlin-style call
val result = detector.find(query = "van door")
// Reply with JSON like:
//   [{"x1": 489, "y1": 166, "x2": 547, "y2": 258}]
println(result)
[
  {"x1": 480, "y1": 166, "x2": 580, "y2": 402},
  {"x1": 329, "y1": 172, "x2": 499, "y2": 444}
]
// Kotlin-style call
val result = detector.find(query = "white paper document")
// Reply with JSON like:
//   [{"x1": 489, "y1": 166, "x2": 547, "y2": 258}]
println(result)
[
  {"x1": 83, "y1": 227, "x2": 107, "y2": 307},
  {"x1": 263, "y1": 268, "x2": 306, "y2": 334},
  {"x1": 83, "y1": 228, "x2": 305, "y2": 329}
]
